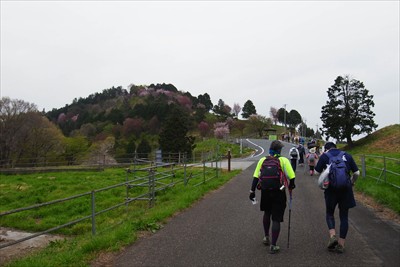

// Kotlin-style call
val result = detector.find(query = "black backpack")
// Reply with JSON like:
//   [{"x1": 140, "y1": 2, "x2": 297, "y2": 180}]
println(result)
[
  {"x1": 257, "y1": 156, "x2": 284, "y2": 191},
  {"x1": 290, "y1": 149, "x2": 298, "y2": 158}
]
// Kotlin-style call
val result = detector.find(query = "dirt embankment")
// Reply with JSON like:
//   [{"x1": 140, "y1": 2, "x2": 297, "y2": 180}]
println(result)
[{"x1": 0, "y1": 228, "x2": 65, "y2": 266}]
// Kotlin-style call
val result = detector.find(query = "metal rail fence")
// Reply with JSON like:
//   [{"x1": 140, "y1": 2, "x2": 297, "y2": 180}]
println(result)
[
  {"x1": 359, "y1": 155, "x2": 400, "y2": 189},
  {"x1": 0, "y1": 155, "x2": 222, "y2": 249},
  {"x1": 300, "y1": 153, "x2": 400, "y2": 190},
  {"x1": 0, "y1": 151, "x2": 222, "y2": 174}
]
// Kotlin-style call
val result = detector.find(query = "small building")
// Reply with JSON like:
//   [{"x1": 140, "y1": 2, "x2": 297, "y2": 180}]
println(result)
[{"x1": 264, "y1": 128, "x2": 277, "y2": 140}]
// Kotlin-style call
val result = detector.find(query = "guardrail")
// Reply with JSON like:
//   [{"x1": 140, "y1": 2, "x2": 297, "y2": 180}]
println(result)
[
  {"x1": 0, "y1": 156, "x2": 222, "y2": 249},
  {"x1": 359, "y1": 155, "x2": 400, "y2": 189}
]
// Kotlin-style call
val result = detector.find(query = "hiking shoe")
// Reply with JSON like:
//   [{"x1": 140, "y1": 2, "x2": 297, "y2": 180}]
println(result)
[
  {"x1": 327, "y1": 235, "x2": 338, "y2": 251},
  {"x1": 335, "y1": 244, "x2": 345, "y2": 253},
  {"x1": 269, "y1": 245, "x2": 280, "y2": 254},
  {"x1": 263, "y1": 236, "x2": 270, "y2": 246}
]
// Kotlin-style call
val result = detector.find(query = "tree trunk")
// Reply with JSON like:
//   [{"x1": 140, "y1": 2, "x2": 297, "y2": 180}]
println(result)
[{"x1": 346, "y1": 136, "x2": 354, "y2": 147}]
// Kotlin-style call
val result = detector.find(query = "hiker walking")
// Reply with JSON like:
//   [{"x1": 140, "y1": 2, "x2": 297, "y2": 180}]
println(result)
[
  {"x1": 315, "y1": 142, "x2": 360, "y2": 253},
  {"x1": 288, "y1": 145, "x2": 299, "y2": 172},
  {"x1": 306, "y1": 147, "x2": 318, "y2": 176},
  {"x1": 297, "y1": 144, "x2": 306, "y2": 166},
  {"x1": 249, "y1": 140, "x2": 296, "y2": 254}
]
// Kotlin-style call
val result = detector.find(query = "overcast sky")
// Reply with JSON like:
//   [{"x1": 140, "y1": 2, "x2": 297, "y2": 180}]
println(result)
[{"x1": 1, "y1": 0, "x2": 399, "y2": 137}]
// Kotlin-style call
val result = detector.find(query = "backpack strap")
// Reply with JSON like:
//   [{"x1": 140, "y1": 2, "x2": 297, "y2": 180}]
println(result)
[
  {"x1": 326, "y1": 151, "x2": 349, "y2": 176},
  {"x1": 278, "y1": 156, "x2": 290, "y2": 188},
  {"x1": 326, "y1": 151, "x2": 345, "y2": 162},
  {"x1": 272, "y1": 155, "x2": 286, "y2": 185}
]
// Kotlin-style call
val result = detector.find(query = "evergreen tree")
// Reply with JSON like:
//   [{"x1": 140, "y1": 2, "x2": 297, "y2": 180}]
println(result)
[
  {"x1": 212, "y1": 99, "x2": 232, "y2": 119},
  {"x1": 277, "y1": 108, "x2": 289, "y2": 126},
  {"x1": 159, "y1": 105, "x2": 196, "y2": 157},
  {"x1": 137, "y1": 139, "x2": 152, "y2": 158},
  {"x1": 197, "y1": 93, "x2": 213, "y2": 111},
  {"x1": 241, "y1": 100, "x2": 257, "y2": 118},
  {"x1": 288, "y1": 109, "x2": 302, "y2": 129},
  {"x1": 321, "y1": 75, "x2": 377, "y2": 145}
]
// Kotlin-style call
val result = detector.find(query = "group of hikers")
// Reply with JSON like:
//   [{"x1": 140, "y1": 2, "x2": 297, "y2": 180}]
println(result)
[
  {"x1": 249, "y1": 140, "x2": 360, "y2": 254},
  {"x1": 287, "y1": 140, "x2": 320, "y2": 175}
]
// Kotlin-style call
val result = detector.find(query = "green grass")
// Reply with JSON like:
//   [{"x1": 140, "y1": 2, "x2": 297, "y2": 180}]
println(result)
[
  {"x1": 1, "y1": 166, "x2": 240, "y2": 267},
  {"x1": 193, "y1": 137, "x2": 254, "y2": 158},
  {"x1": 342, "y1": 124, "x2": 400, "y2": 215},
  {"x1": 354, "y1": 177, "x2": 400, "y2": 214}
]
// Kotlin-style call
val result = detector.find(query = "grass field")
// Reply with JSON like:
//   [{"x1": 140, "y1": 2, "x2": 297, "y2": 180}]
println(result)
[{"x1": 0, "y1": 164, "x2": 240, "y2": 267}]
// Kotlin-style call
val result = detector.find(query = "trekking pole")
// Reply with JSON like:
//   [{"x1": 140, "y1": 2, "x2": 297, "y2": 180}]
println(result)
[{"x1": 287, "y1": 190, "x2": 292, "y2": 248}]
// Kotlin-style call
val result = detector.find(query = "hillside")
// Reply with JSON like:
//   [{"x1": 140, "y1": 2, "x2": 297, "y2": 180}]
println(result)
[{"x1": 343, "y1": 124, "x2": 400, "y2": 156}]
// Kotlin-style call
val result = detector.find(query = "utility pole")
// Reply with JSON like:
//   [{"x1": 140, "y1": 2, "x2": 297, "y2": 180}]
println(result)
[{"x1": 283, "y1": 104, "x2": 287, "y2": 134}]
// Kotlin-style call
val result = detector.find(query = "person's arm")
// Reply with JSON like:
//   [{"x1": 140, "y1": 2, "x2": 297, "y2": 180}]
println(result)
[
  {"x1": 351, "y1": 171, "x2": 360, "y2": 184},
  {"x1": 250, "y1": 177, "x2": 258, "y2": 192},
  {"x1": 249, "y1": 157, "x2": 264, "y2": 200},
  {"x1": 314, "y1": 154, "x2": 328, "y2": 173},
  {"x1": 281, "y1": 157, "x2": 296, "y2": 189},
  {"x1": 345, "y1": 153, "x2": 360, "y2": 184},
  {"x1": 281, "y1": 157, "x2": 295, "y2": 179}
]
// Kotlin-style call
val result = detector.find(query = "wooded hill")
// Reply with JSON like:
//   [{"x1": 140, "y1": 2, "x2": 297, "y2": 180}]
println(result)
[
  {"x1": 3, "y1": 83, "x2": 287, "y2": 168},
  {"x1": 37, "y1": 83, "x2": 271, "y2": 165}
]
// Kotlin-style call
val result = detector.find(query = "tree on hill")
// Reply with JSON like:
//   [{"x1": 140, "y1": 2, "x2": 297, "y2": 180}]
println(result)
[
  {"x1": 198, "y1": 121, "x2": 210, "y2": 138},
  {"x1": 269, "y1": 107, "x2": 278, "y2": 125},
  {"x1": 197, "y1": 93, "x2": 213, "y2": 112},
  {"x1": 277, "y1": 108, "x2": 289, "y2": 127},
  {"x1": 288, "y1": 109, "x2": 302, "y2": 129},
  {"x1": 298, "y1": 122, "x2": 314, "y2": 138},
  {"x1": 213, "y1": 122, "x2": 230, "y2": 139},
  {"x1": 241, "y1": 100, "x2": 257, "y2": 118},
  {"x1": 149, "y1": 83, "x2": 178, "y2": 92},
  {"x1": 321, "y1": 75, "x2": 378, "y2": 146},
  {"x1": 159, "y1": 105, "x2": 196, "y2": 157},
  {"x1": 232, "y1": 103, "x2": 241, "y2": 118},
  {"x1": 137, "y1": 139, "x2": 152, "y2": 158},
  {"x1": 248, "y1": 114, "x2": 272, "y2": 137},
  {"x1": 213, "y1": 99, "x2": 232, "y2": 119}
]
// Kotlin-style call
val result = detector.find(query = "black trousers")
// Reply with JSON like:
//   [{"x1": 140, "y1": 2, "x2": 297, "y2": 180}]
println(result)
[{"x1": 290, "y1": 158, "x2": 297, "y2": 172}]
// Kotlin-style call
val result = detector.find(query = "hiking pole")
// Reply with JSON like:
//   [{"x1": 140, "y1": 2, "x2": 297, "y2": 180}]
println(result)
[{"x1": 287, "y1": 189, "x2": 292, "y2": 248}]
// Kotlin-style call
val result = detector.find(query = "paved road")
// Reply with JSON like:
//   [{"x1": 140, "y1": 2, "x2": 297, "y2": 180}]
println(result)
[{"x1": 115, "y1": 139, "x2": 400, "y2": 267}]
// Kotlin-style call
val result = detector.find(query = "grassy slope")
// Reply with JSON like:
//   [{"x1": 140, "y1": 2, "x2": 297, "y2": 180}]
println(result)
[
  {"x1": 343, "y1": 124, "x2": 400, "y2": 214},
  {"x1": 343, "y1": 124, "x2": 400, "y2": 156}
]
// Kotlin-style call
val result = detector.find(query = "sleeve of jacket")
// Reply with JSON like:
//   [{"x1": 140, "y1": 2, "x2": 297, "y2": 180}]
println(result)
[
  {"x1": 315, "y1": 154, "x2": 328, "y2": 173},
  {"x1": 280, "y1": 157, "x2": 295, "y2": 179},
  {"x1": 345, "y1": 153, "x2": 359, "y2": 173},
  {"x1": 252, "y1": 157, "x2": 265, "y2": 178}
]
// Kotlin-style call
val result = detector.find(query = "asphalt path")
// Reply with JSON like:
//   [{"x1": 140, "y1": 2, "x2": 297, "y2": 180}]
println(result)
[{"x1": 115, "y1": 139, "x2": 399, "y2": 267}]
